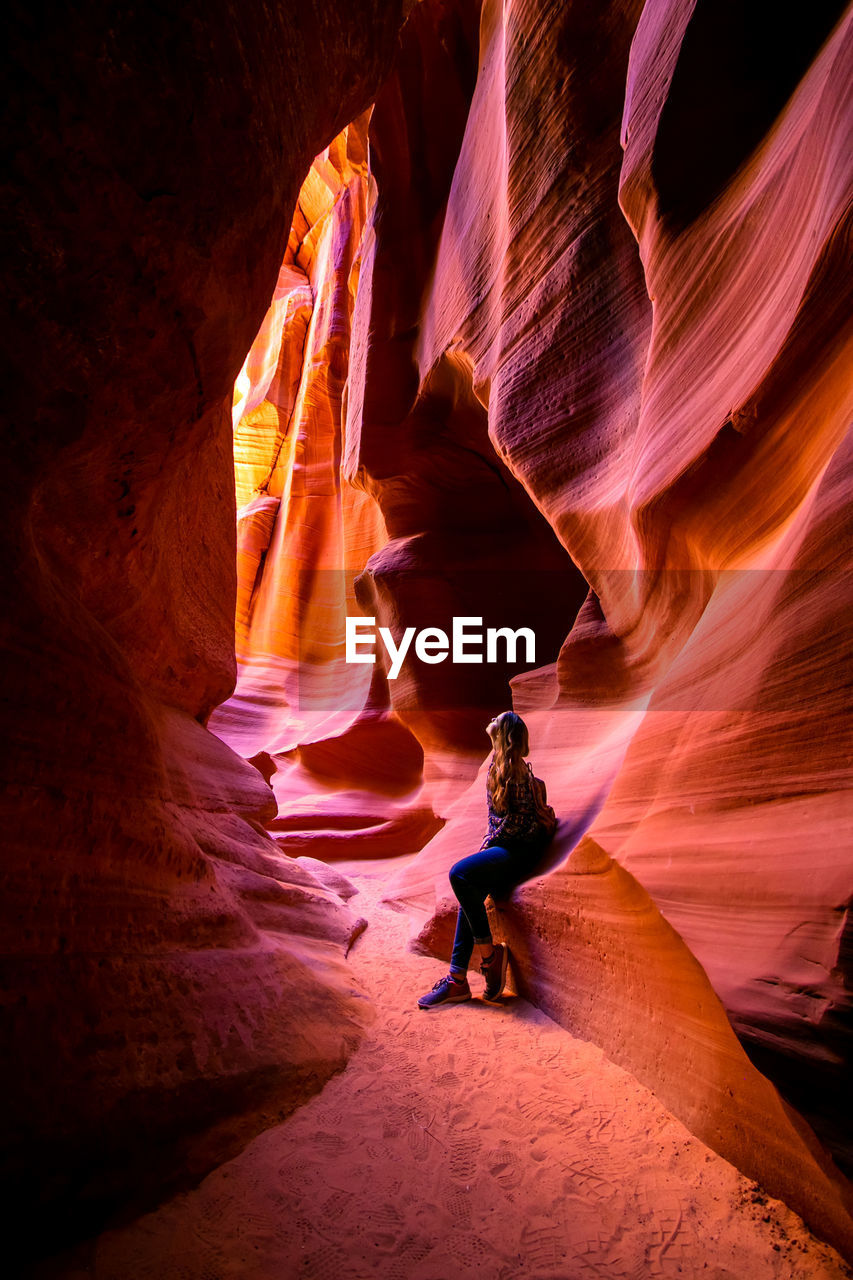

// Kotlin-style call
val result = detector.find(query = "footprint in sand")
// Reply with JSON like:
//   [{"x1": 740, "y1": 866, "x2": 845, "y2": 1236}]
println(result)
[
  {"x1": 223, "y1": 1204, "x2": 281, "y2": 1242},
  {"x1": 383, "y1": 1236, "x2": 436, "y2": 1280},
  {"x1": 516, "y1": 1090, "x2": 579, "y2": 1128},
  {"x1": 384, "y1": 1014, "x2": 416, "y2": 1040},
  {"x1": 310, "y1": 1129, "x2": 346, "y2": 1157},
  {"x1": 318, "y1": 1192, "x2": 348, "y2": 1221},
  {"x1": 356, "y1": 1202, "x2": 404, "y2": 1235},
  {"x1": 565, "y1": 1231, "x2": 628, "y2": 1277},
  {"x1": 445, "y1": 1188, "x2": 473, "y2": 1226},
  {"x1": 276, "y1": 1154, "x2": 321, "y2": 1182},
  {"x1": 398, "y1": 1089, "x2": 432, "y2": 1125},
  {"x1": 300, "y1": 1241, "x2": 351, "y2": 1280},
  {"x1": 381, "y1": 1052, "x2": 420, "y2": 1082},
  {"x1": 432, "y1": 1068, "x2": 460, "y2": 1088},
  {"x1": 642, "y1": 1200, "x2": 696, "y2": 1275},
  {"x1": 407, "y1": 1120, "x2": 433, "y2": 1162},
  {"x1": 293, "y1": 1213, "x2": 335, "y2": 1242},
  {"x1": 448, "y1": 1132, "x2": 480, "y2": 1182},
  {"x1": 584, "y1": 1106, "x2": 616, "y2": 1144},
  {"x1": 561, "y1": 1156, "x2": 617, "y2": 1202},
  {"x1": 448, "y1": 1230, "x2": 505, "y2": 1269},
  {"x1": 520, "y1": 1214, "x2": 570, "y2": 1270},
  {"x1": 444, "y1": 1103, "x2": 480, "y2": 1133},
  {"x1": 487, "y1": 1144, "x2": 522, "y2": 1193}
]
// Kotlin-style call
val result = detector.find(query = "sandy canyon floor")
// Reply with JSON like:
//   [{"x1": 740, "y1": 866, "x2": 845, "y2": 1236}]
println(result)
[{"x1": 40, "y1": 862, "x2": 851, "y2": 1280}]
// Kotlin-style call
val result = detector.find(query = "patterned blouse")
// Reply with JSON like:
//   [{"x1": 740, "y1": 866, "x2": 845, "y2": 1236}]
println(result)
[{"x1": 479, "y1": 759, "x2": 544, "y2": 850}]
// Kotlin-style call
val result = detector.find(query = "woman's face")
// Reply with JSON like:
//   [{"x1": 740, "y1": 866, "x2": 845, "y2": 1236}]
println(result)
[{"x1": 486, "y1": 716, "x2": 499, "y2": 740}]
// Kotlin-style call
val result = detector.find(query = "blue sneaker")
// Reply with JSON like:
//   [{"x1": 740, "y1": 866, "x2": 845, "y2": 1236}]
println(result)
[{"x1": 417, "y1": 973, "x2": 472, "y2": 1009}]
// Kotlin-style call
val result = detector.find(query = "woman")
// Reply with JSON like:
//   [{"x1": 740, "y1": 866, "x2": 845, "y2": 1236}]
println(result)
[{"x1": 418, "y1": 710, "x2": 555, "y2": 1009}]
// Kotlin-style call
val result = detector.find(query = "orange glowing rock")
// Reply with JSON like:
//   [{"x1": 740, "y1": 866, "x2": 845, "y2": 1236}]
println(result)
[
  {"x1": 213, "y1": 7, "x2": 588, "y2": 862},
  {"x1": 211, "y1": 116, "x2": 447, "y2": 858},
  {"x1": 6, "y1": 0, "x2": 851, "y2": 1263},
  {"x1": 216, "y1": 18, "x2": 853, "y2": 1253},
  {"x1": 349, "y1": 0, "x2": 853, "y2": 1257}
]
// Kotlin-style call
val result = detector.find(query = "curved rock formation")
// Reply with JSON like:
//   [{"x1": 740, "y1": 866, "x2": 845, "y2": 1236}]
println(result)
[
  {"x1": 209, "y1": 115, "x2": 448, "y2": 860},
  {"x1": 361, "y1": 0, "x2": 853, "y2": 1258},
  {"x1": 3, "y1": 0, "x2": 852, "y2": 1266},
  {"x1": 0, "y1": 0, "x2": 407, "y2": 1258},
  {"x1": 214, "y1": 0, "x2": 852, "y2": 1254},
  {"x1": 212, "y1": 0, "x2": 588, "y2": 852}
]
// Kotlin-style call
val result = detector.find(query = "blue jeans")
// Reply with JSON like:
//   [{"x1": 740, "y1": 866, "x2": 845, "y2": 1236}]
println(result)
[{"x1": 448, "y1": 835, "x2": 548, "y2": 973}]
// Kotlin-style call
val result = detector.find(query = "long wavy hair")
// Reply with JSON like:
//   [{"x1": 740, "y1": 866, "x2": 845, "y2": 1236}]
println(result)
[{"x1": 487, "y1": 711, "x2": 530, "y2": 812}]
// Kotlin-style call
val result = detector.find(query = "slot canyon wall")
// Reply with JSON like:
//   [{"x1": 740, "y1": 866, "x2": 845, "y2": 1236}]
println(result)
[
  {"x1": 210, "y1": 0, "x2": 589, "y2": 859},
  {"x1": 1, "y1": 0, "x2": 851, "y2": 1265},
  {"x1": 216, "y1": 0, "x2": 853, "y2": 1259},
  {"x1": 0, "y1": 0, "x2": 410, "y2": 1258}
]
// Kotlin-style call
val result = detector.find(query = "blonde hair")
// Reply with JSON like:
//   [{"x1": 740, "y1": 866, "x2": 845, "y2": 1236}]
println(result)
[{"x1": 487, "y1": 711, "x2": 530, "y2": 812}]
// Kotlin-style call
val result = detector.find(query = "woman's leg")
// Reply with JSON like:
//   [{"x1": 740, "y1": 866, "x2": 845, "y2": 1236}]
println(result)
[
  {"x1": 448, "y1": 844, "x2": 515, "y2": 973},
  {"x1": 449, "y1": 905, "x2": 475, "y2": 976}
]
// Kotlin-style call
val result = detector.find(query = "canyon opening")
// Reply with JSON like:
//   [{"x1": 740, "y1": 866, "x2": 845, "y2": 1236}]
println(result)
[{"x1": 2, "y1": 2, "x2": 852, "y2": 1278}]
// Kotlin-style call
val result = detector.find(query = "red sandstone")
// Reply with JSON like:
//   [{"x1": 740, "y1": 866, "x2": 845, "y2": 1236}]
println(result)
[{"x1": 2, "y1": 0, "x2": 851, "y2": 1269}]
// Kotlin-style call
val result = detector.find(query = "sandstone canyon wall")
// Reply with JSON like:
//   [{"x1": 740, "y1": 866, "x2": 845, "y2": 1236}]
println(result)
[
  {"x1": 386, "y1": 0, "x2": 853, "y2": 1252},
  {"x1": 215, "y1": 0, "x2": 853, "y2": 1257},
  {"x1": 211, "y1": 0, "x2": 589, "y2": 855},
  {"x1": 2, "y1": 0, "x2": 852, "y2": 1266},
  {"x1": 0, "y1": 0, "x2": 408, "y2": 1259}
]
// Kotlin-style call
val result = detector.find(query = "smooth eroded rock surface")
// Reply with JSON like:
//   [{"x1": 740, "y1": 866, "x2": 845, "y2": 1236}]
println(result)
[
  {"x1": 0, "y1": 0, "x2": 406, "y2": 1260},
  {"x1": 3, "y1": 0, "x2": 852, "y2": 1267},
  {"x1": 213, "y1": 0, "x2": 853, "y2": 1256},
  {"x1": 366, "y1": 0, "x2": 852, "y2": 1259}
]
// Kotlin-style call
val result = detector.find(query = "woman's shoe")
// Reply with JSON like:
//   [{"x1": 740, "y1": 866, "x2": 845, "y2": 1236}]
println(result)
[
  {"x1": 418, "y1": 973, "x2": 472, "y2": 1009},
  {"x1": 480, "y1": 944, "x2": 508, "y2": 1002}
]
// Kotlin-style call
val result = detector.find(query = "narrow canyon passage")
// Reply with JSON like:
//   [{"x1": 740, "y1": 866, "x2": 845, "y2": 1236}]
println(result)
[
  {"x1": 4, "y1": 0, "x2": 852, "y2": 1274},
  {"x1": 49, "y1": 865, "x2": 850, "y2": 1280}
]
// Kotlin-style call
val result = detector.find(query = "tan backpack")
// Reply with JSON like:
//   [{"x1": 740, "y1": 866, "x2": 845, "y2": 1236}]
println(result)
[{"x1": 527, "y1": 762, "x2": 557, "y2": 839}]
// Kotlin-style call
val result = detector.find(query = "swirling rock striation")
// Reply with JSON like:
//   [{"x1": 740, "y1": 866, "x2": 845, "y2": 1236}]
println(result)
[
  {"x1": 2, "y1": 0, "x2": 852, "y2": 1265},
  {"x1": 0, "y1": 0, "x2": 406, "y2": 1258},
  {"x1": 218, "y1": 2, "x2": 853, "y2": 1254},
  {"x1": 366, "y1": 0, "x2": 853, "y2": 1259},
  {"x1": 213, "y1": 0, "x2": 588, "y2": 853}
]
